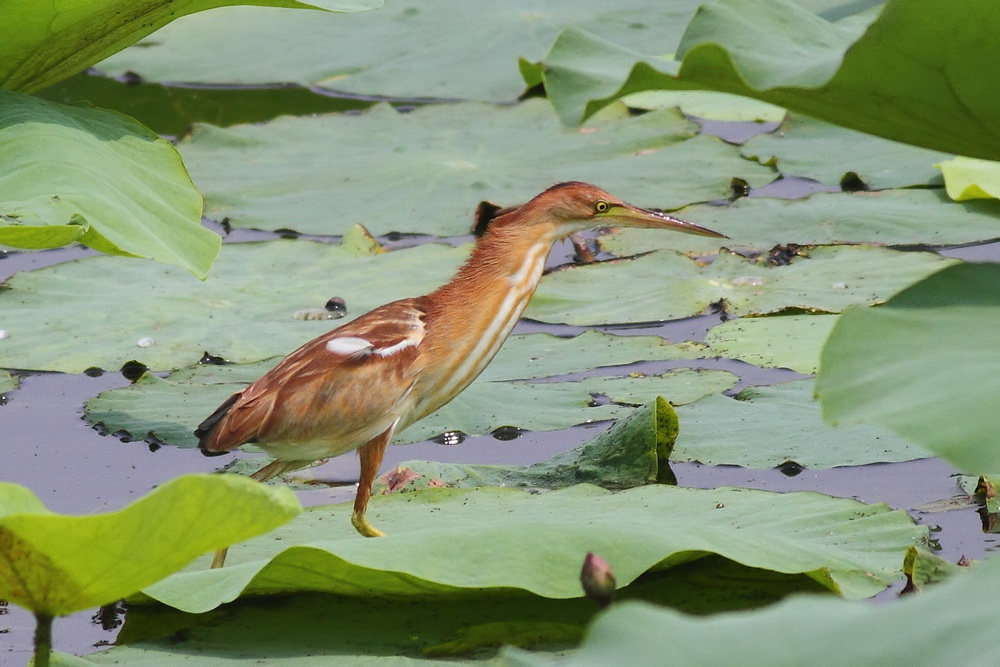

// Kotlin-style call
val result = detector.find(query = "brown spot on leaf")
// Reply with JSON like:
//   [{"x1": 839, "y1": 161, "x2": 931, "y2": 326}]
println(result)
[{"x1": 379, "y1": 466, "x2": 421, "y2": 494}]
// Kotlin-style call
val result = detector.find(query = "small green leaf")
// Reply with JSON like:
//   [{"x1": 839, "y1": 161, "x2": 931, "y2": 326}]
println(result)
[
  {"x1": 374, "y1": 397, "x2": 678, "y2": 492},
  {"x1": 0, "y1": 475, "x2": 300, "y2": 617},
  {"x1": 938, "y1": 156, "x2": 1000, "y2": 201},
  {"x1": 817, "y1": 263, "x2": 1000, "y2": 474}
]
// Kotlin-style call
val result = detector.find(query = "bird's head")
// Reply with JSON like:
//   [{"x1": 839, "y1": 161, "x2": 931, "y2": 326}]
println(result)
[{"x1": 508, "y1": 181, "x2": 725, "y2": 240}]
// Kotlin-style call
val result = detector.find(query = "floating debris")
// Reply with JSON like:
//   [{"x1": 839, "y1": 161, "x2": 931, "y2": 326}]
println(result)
[
  {"x1": 136, "y1": 337, "x2": 155, "y2": 348},
  {"x1": 732, "y1": 275, "x2": 766, "y2": 287},
  {"x1": 292, "y1": 308, "x2": 339, "y2": 320}
]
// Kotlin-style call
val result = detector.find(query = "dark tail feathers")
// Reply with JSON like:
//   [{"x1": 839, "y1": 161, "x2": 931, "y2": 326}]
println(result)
[{"x1": 195, "y1": 392, "x2": 241, "y2": 457}]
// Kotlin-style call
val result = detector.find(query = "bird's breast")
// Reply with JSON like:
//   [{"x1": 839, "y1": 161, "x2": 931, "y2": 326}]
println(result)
[{"x1": 403, "y1": 241, "x2": 550, "y2": 427}]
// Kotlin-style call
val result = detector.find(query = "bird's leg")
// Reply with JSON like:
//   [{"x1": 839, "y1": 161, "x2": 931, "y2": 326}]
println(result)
[
  {"x1": 352, "y1": 427, "x2": 393, "y2": 538},
  {"x1": 210, "y1": 458, "x2": 301, "y2": 569}
]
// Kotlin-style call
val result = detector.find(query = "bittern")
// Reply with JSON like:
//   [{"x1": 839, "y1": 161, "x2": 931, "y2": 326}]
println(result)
[{"x1": 196, "y1": 181, "x2": 724, "y2": 567}]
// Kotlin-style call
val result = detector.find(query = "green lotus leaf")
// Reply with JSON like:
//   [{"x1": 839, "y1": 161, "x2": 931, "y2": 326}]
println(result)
[
  {"x1": 938, "y1": 156, "x2": 1000, "y2": 201},
  {"x1": 0, "y1": 90, "x2": 219, "y2": 277},
  {"x1": 84, "y1": 341, "x2": 735, "y2": 448},
  {"x1": 506, "y1": 557, "x2": 1000, "y2": 666},
  {"x1": 817, "y1": 262, "x2": 1000, "y2": 474},
  {"x1": 675, "y1": 380, "x2": 923, "y2": 468},
  {"x1": 96, "y1": 0, "x2": 711, "y2": 102},
  {"x1": 137, "y1": 483, "x2": 926, "y2": 613},
  {"x1": 599, "y1": 190, "x2": 1000, "y2": 256},
  {"x1": 0, "y1": 0, "x2": 380, "y2": 93},
  {"x1": 704, "y1": 314, "x2": 840, "y2": 374},
  {"x1": 525, "y1": 0, "x2": 1000, "y2": 160},
  {"x1": 374, "y1": 397, "x2": 678, "y2": 493},
  {"x1": 526, "y1": 245, "x2": 954, "y2": 325},
  {"x1": 175, "y1": 101, "x2": 774, "y2": 236},
  {"x1": 0, "y1": 474, "x2": 300, "y2": 617},
  {"x1": 741, "y1": 114, "x2": 948, "y2": 189}
]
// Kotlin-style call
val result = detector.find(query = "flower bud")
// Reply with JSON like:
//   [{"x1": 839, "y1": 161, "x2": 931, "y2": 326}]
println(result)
[{"x1": 580, "y1": 552, "x2": 616, "y2": 608}]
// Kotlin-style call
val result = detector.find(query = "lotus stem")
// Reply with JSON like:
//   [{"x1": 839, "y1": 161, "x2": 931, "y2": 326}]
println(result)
[{"x1": 33, "y1": 612, "x2": 53, "y2": 667}]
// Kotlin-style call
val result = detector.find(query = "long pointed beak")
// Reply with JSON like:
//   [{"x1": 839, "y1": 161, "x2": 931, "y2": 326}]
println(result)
[{"x1": 612, "y1": 204, "x2": 727, "y2": 238}]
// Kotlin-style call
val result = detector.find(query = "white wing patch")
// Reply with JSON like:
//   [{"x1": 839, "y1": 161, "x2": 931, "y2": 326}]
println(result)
[
  {"x1": 326, "y1": 336, "x2": 374, "y2": 356},
  {"x1": 325, "y1": 317, "x2": 425, "y2": 359},
  {"x1": 373, "y1": 337, "x2": 419, "y2": 358}
]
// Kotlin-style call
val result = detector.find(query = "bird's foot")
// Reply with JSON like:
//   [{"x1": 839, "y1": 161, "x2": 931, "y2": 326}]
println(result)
[{"x1": 351, "y1": 511, "x2": 385, "y2": 538}]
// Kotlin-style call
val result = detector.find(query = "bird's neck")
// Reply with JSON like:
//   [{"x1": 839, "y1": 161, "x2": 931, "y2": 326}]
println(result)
[
  {"x1": 430, "y1": 221, "x2": 560, "y2": 320},
  {"x1": 406, "y1": 222, "x2": 560, "y2": 423}
]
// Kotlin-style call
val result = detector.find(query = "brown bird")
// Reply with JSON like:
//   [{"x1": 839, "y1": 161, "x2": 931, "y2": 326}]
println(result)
[{"x1": 196, "y1": 181, "x2": 724, "y2": 566}]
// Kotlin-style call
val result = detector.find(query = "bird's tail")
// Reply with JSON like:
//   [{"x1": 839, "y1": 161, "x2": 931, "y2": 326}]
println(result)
[{"x1": 195, "y1": 392, "x2": 241, "y2": 457}]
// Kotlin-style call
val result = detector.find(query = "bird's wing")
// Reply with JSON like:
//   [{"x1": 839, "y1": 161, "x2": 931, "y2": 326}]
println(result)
[{"x1": 197, "y1": 297, "x2": 428, "y2": 454}]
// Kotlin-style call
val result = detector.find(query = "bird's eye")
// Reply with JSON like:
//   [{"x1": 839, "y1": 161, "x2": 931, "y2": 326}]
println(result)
[{"x1": 595, "y1": 200, "x2": 610, "y2": 213}]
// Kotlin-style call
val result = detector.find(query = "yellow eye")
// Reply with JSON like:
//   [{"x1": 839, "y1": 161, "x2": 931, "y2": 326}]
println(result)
[{"x1": 595, "y1": 200, "x2": 610, "y2": 213}]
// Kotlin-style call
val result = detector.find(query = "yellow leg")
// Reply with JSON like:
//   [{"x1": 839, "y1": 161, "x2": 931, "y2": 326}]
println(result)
[
  {"x1": 352, "y1": 428, "x2": 392, "y2": 538},
  {"x1": 210, "y1": 459, "x2": 304, "y2": 568}
]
